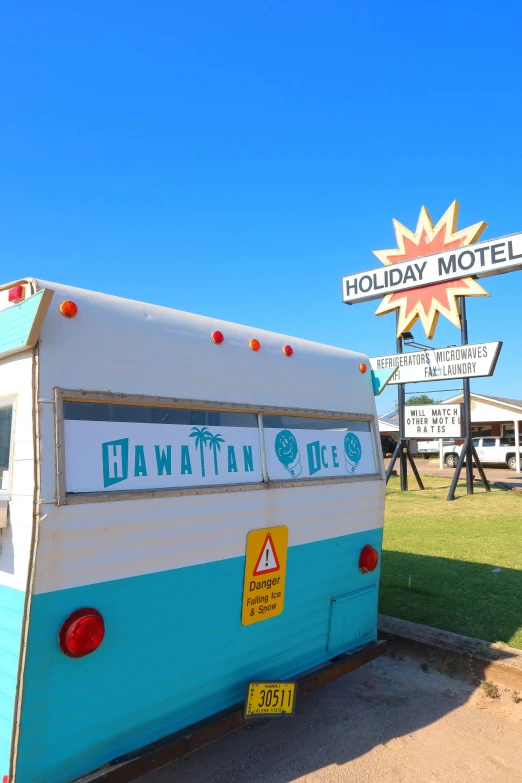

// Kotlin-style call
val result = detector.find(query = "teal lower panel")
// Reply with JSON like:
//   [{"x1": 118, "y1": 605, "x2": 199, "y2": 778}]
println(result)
[
  {"x1": 16, "y1": 528, "x2": 382, "y2": 783},
  {"x1": 0, "y1": 584, "x2": 25, "y2": 779}
]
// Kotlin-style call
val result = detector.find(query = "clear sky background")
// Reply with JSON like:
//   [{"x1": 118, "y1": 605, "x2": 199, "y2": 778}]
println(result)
[{"x1": 1, "y1": 1, "x2": 521, "y2": 414}]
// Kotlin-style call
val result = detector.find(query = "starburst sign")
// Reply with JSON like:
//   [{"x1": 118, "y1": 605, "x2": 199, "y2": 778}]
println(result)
[{"x1": 373, "y1": 201, "x2": 489, "y2": 338}]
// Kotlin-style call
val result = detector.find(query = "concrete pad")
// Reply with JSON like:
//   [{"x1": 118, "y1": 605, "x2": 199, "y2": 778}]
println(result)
[{"x1": 139, "y1": 652, "x2": 522, "y2": 783}]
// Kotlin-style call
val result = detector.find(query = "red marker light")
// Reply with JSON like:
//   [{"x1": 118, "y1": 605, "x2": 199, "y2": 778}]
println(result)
[
  {"x1": 8, "y1": 285, "x2": 25, "y2": 304},
  {"x1": 3, "y1": 775, "x2": 9, "y2": 783},
  {"x1": 282, "y1": 345, "x2": 293, "y2": 357},
  {"x1": 60, "y1": 301, "x2": 78, "y2": 318},
  {"x1": 359, "y1": 545, "x2": 379, "y2": 574},
  {"x1": 249, "y1": 339, "x2": 261, "y2": 351},
  {"x1": 59, "y1": 608, "x2": 105, "y2": 658},
  {"x1": 359, "y1": 363, "x2": 367, "y2": 373},
  {"x1": 211, "y1": 330, "x2": 224, "y2": 344}
]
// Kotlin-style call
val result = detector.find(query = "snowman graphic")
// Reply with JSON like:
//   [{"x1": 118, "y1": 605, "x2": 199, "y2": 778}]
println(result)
[
  {"x1": 274, "y1": 430, "x2": 302, "y2": 477},
  {"x1": 344, "y1": 432, "x2": 362, "y2": 474}
]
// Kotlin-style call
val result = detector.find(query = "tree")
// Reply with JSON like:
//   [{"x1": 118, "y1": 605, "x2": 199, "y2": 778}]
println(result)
[
  {"x1": 207, "y1": 432, "x2": 225, "y2": 475},
  {"x1": 405, "y1": 394, "x2": 440, "y2": 406},
  {"x1": 189, "y1": 426, "x2": 210, "y2": 477}
]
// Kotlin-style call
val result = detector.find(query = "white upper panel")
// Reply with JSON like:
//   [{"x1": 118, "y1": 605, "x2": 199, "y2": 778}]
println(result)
[
  {"x1": 34, "y1": 279, "x2": 376, "y2": 415},
  {"x1": 33, "y1": 480, "x2": 384, "y2": 594}
]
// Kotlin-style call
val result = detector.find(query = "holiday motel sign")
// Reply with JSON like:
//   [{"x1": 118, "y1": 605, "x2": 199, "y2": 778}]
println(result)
[{"x1": 342, "y1": 201, "x2": 522, "y2": 338}]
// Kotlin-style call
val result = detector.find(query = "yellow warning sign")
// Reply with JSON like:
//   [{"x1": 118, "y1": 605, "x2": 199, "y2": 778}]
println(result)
[{"x1": 241, "y1": 526, "x2": 288, "y2": 625}]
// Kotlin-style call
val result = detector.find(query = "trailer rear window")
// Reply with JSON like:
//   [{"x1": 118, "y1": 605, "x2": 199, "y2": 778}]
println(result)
[
  {"x1": 263, "y1": 415, "x2": 370, "y2": 431},
  {"x1": 0, "y1": 405, "x2": 13, "y2": 491},
  {"x1": 61, "y1": 400, "x2": 379, "y2": 498},
  {"x1": 64, "y1": 402, "x2": 257, "y2": 428},
  {"x1": 63, "y1": 402, "x2": 262, "y2": 494}
]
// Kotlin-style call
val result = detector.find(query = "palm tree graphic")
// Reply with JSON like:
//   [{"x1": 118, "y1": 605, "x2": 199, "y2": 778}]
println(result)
[
  {"x1": 207, "y1": 432, "x2": 225, "y2": 475},
  {"x1": 189, "y1": 426, "x2": 211, "y2": 477}
]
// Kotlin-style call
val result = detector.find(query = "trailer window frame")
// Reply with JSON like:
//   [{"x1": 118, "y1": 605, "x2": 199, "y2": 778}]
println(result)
[
  {"x1": 55, "y1": 388, "x2": 383, "y2": 505},
  {"x1": 0, "y1": 395, "x2": 16, "y2": 499}
]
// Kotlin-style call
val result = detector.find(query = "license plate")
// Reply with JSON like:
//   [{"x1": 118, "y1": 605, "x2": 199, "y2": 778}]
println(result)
[{"x1": 245, "y1": 681, "x2": 296, "y2": 717}]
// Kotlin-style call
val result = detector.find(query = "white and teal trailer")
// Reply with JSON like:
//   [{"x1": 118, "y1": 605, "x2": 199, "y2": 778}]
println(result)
[{"x1": 0, "y1": 278, "x2": 389, "y2": 783}]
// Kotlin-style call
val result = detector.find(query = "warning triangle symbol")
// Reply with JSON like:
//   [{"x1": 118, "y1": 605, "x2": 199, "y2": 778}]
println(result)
[{"x1": 253, "y1": 534, "x2": 280, "y2": 576}]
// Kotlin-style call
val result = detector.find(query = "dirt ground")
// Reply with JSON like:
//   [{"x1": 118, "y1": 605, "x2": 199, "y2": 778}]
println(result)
[{"x1": 138, "y1": 651, "x2": 522, "y2": 783}]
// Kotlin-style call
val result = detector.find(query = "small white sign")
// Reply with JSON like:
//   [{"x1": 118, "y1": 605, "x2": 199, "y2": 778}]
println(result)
[
  {"x1": 370, "y1": 342, "x2": 501, "y2": 385},
  {"x1": 264, "y1": 428, "x2": 377, "y2": 481},
  {"x1": 342, "y1": 231, "x2": 522, "y2": 303},
  {"x1": 1, "y1": 470, "x2": 8, "y2": 490},
  {"x1": 404, "y1": 405, "x2": 463, "y2": 438}
]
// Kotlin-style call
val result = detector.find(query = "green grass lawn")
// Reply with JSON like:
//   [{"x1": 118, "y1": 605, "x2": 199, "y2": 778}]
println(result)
[{"x1": 379, "y1": 474, "x2": 522, "y2": 649}]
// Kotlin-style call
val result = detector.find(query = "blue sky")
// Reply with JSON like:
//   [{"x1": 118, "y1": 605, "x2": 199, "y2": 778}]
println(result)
[{"x1": 1, "y1": 0, "x2": 521, "y2": 413}]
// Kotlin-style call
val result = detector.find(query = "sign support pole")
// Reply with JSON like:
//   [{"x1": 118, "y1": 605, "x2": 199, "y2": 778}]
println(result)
[
  {"x1": 406, "y1": 449, "x2": 424, "y2": 489},
  {"x1": 461, "y1": 297, "x2": 474, "y2": 494},
  {"x1": 385, "y1": 440, "x2": 401, "y2": 483},
  {"x1": 471, "y1": 441, "x2": 491, "y2": 491},
  {"x1": 385, "y1": 313, "x2": 424, "y2": 491},
  {"x1": 447, "y1": 297, "x2": 490, "y2": 501},
  {"x1": 397, "y1": 317, "x2": 408, "y2": 492}
]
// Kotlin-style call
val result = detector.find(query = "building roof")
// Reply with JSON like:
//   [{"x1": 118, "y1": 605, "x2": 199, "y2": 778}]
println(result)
[
  {"x1": 377, "y1": 409, "x2": 399, "y2": 432},
  {"x1": 479, "y1": 394, "x2": 522, "y2": 409},
  {"x1": 379, "y1": 408, "x2": 399, "y2": 422},
  {"x1": 444, "y1": 392, "x2": 522, "y2": 411}
]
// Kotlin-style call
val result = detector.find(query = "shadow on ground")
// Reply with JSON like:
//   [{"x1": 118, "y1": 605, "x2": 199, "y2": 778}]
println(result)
[
  {"x1": 379, "y1": 550, "x2": 522, "y2": 648},
  {"x1": 139, "y1": 649, "x2": 522, "y2": 783}
]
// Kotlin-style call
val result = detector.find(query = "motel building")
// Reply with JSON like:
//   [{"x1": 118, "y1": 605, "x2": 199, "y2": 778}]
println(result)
[
  {"x1": 377, "y1": 410, "x2": 421, "y2": 457},
  {"x1": 377, "y1": 410, "x2": 400, "y2": 456},
  {"x1": 445, "y1": 392, "x2": 522, "y2": 472},
  {"x1": 378, "y1": 393, "x2": 522, "y2": 472},
  {"x1": 443, "y1": 393, "x2": 522, "y2": 442}
]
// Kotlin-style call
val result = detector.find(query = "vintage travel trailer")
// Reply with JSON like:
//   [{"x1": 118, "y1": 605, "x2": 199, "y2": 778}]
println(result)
[{"x1": 0, "y1": 278, "x2": 388, "y2": 783}]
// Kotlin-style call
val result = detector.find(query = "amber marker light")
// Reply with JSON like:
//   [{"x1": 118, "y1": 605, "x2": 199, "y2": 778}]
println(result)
[{"x1": 60, "y1": 301, "x2": 78, "y2": 318}]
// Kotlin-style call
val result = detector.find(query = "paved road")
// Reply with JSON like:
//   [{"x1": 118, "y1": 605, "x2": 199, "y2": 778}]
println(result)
[{"x1": 138, "y1": 652, "x2": 522, "y2": 783}]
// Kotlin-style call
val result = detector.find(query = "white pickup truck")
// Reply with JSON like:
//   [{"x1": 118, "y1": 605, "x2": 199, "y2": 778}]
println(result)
[
  {"x1": 443, "y1": 436, "x2": 522, "y2": 471},
  {"x1": 417, "y1": 440, "x2": 447, "y2": 457}
]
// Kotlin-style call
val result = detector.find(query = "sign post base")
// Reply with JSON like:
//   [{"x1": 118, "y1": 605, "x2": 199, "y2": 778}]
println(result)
[
  {"x1": 447, "y1": 297, "x2": 491, "y2": 501},
  {"x1": 385, "y1": 439, "x2": 424, "y2": 490}
]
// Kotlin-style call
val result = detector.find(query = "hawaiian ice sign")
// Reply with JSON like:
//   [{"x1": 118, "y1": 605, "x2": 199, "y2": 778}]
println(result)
[
  {"x1": 264, "y1": 426, "x2": 376, "y2": 481},
  {"x1": 64, "y1": 421, "x2": 263, "y2": 493}
]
